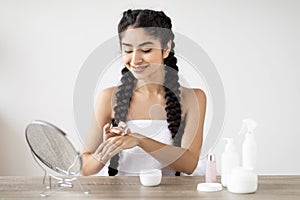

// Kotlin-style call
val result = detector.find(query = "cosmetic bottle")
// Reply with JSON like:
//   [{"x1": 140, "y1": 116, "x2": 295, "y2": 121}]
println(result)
[
  {"x1": 239, "y1": 118, "x2": 258, "y2": 170},
  {"x1": 205, "y1": 154, "x2": 217, "y2": 183},
  {"x1": 221, "y1": 138, "x2": 240, "y2": 187}
]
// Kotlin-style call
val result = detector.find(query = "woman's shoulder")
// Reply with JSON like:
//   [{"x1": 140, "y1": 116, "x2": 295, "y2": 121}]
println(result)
[
  {"x1": 96, "y1": 86, "x2": 118, "y2": 104},
  {"x1": 180, "y1": 86, "x2": 206, "y2": 111},
  {"x1": 94, "y1": 87, "x2": 118, "y2": 119},
  {"x1": 180, "y1": 86, "x2": 206, "y2": 100},
  {"x1": 101, "y1": 86, "x2": 118, "y2": 95}
]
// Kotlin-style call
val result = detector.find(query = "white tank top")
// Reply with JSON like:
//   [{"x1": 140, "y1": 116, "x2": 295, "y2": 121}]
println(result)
[{"x1": 116, "y1": 120, "x2": 176, "y2": 176}]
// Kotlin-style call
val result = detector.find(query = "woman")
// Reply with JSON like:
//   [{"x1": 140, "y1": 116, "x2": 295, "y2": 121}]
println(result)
[{"x1": 81, "y1": 9, "x2": 206, "y2": 176}]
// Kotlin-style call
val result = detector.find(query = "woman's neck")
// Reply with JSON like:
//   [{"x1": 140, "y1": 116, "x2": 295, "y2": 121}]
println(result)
[
  {"x1": 135, "y1": 65, "x2": 165, "y2": 95},
  {"x1": 134, "y1": 83, "x2": 165, "y2": 96}
]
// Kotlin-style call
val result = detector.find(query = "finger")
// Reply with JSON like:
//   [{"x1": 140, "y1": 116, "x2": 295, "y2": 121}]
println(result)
[
  {"x1": 101, "y1": 138, "x2": 120, "y2": 157},
  {"x1": 103, "y1": 139, "x2": 122, "y2": 157},
  {"x1": 102, "y1": 141, "x2": 123, "y2": 160},
  {"x1": 103, "y1": 123, "x2": 111, "y2": 133},
  {"x1": 93, "y1": 140, "x2": 112, "y2": 163},
  {"x1": 94, "y1": 140, "x2": 107, "y2": 155},
  {"x1": 109, "y1": 127, "x2": 123, "y2": 135},
  {"x1": 99, "y1": 138, "x2": 114, "y2": 157},
  {"x1": 106, "y1": 132, "x2": 119, "y2": 139},
  {"x1": 103, "y1": 123, "x2": 113, "y2": 141},
  {"x1": 103, "y1": 146, "x2": 123, "y2": 159},
  {"x1": 108, "y1": 145, "x2": 123, "y2": 158}
]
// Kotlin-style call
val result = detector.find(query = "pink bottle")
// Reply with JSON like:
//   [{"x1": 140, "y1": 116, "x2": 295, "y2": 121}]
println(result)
[{"x1": 205, "y1": 154, "x2": 217, "y2": 183}]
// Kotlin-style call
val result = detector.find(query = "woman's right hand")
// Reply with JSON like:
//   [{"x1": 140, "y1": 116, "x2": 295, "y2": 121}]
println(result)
[{"x1": 103, "y1": 123, "x2": 127, "y2": 140}]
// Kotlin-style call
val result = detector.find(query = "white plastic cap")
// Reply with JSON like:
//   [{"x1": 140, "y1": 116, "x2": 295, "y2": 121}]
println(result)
[{"x1": 197, "y1": 183, "x2": 223, "y2": 192}]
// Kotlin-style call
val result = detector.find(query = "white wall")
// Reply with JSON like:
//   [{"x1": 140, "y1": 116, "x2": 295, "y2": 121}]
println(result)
[{"x1": 0, "y1": 0, "x2": 299, "y2": 175}]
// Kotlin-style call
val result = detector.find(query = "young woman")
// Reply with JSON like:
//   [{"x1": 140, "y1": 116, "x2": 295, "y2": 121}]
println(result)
[{"x1": 81, "y1": 9, "x2": 206, "y2": 176}]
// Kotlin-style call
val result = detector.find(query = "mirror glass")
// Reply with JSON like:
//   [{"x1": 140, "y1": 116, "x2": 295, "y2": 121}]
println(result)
[{"x1": 25, "y1": 120, "x2": 81, "y2": 176}]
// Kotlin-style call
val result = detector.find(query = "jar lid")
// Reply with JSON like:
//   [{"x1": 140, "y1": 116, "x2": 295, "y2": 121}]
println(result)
[{"x1": 197, "y1": 183, "x2": 223, "y2": 192}]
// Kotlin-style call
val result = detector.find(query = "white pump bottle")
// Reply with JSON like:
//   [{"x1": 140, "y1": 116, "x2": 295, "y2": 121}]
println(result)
[
  {"x1": 239, "y1": 118, "x2": 258, "y2": 171},
  {"x1": 221, "y1": 138, "x2": 240, "y2": 187}
]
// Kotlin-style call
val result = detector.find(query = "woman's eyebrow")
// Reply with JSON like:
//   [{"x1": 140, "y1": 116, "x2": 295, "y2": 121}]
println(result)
[{"x1": 121, "y1": 41, "x2": 154, "y2": 47}]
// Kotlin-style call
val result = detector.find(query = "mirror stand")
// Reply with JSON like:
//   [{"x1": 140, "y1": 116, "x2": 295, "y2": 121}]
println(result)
[{"x1": 31, "y1": 151, "x2": 89, "y2": 197}]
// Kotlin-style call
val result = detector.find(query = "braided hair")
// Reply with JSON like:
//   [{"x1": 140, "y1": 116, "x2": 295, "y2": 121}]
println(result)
[{"x1": 109, "y1": 9, "x2": 184, "y2": 176}]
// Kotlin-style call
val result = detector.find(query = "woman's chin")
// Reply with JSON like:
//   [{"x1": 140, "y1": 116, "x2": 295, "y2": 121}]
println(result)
[{"x1": 131, "y1": 73, "x2": 147, "y2": 80}]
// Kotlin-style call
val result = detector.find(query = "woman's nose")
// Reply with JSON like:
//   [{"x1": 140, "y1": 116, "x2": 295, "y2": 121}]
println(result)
[{"x1": 131, "y1": 50, "x2": 143, "y2": 65}]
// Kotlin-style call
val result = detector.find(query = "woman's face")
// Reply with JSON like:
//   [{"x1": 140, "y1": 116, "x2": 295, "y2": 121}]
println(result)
[{"x1": 120, "y1": 27, "x2": 169, "y2": 80}]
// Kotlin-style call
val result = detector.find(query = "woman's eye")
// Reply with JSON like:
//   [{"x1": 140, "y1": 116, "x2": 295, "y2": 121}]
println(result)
[
  {"x1": 141, "y1": 49, "x2": 152, "y2": 53},
  {"x1": 124, "y1": 50, "x2": 133, "y2": 54},
  {"x1": 123, "y1": 49, "x2": 151, "y2": 54}
]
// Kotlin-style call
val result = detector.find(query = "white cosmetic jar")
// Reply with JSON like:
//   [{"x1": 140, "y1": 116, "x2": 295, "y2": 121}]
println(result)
[
  {"x1": 227, "y1": 167, "x2": 258, "y2": 194},
  {"x1": 139, "y1": 169, "x2": 162, "y2": 186}
]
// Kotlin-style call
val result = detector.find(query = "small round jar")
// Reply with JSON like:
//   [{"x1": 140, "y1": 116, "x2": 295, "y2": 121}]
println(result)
[
  {"x1": 139, "y1": 169, "x2": 162, "y2": 187},
  {"x1": 227, "y1": 167, "x2": 258, "y2": 194}
]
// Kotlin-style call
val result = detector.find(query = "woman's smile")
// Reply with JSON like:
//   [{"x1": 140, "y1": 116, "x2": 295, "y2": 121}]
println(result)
[{"x1": 131, "y1": 64, "x2": 149, "y2": 73}]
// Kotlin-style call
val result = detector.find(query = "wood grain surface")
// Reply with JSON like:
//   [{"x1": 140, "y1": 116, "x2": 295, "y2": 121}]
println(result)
[{"x1": 0, "y1": 176, "x2": 299, "y2": 199}]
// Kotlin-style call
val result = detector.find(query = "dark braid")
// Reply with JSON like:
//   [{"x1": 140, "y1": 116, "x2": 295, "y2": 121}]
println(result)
[
  {"x1": 108, "y1": 67, "x2": 136, "y2": 176},
  {"x1": 108, "y1": 9, "x2": 184, "y2": 176},
  {"x1": 113, "y1": 67, "x2": 136, "y2": 124},
  {"x1": 163, "y1": 33, "x2": 182, "y2": 139}
]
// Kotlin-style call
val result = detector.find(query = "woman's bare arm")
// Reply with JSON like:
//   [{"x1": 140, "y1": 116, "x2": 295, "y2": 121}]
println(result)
[{"x1": 81, "y1": 87, "x2": 116, "y2": 176}]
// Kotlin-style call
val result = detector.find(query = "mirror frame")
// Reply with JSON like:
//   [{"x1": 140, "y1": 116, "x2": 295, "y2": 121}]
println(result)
[{"x1": 25, "y1": 120, "x2": 82, "y2": 176}]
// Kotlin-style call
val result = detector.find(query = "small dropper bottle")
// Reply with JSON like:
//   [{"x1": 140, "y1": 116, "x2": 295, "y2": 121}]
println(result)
[{"x1": 205, "y1": 154, "x2": 217, "y2": 183}]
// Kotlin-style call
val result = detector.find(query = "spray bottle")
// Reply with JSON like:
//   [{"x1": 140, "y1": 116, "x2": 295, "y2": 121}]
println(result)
[{"x1": 239, "y1": 118, "x2": 258, "y2": 171}]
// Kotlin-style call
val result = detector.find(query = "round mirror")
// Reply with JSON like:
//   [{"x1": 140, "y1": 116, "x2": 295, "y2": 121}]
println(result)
[{"x1": 25, "y1": 120, "x2": 81, "y2": 176}]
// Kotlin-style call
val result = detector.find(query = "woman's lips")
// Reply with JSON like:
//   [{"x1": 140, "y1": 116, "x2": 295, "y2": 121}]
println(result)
[{"x1": 131, "y1": 65, "x2": 149, "y2": 73}]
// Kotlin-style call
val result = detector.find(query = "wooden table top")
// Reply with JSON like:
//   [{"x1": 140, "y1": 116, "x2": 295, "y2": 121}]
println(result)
[{"x1": 0, "y1": 176, "x2": 299, "y2": 199}]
